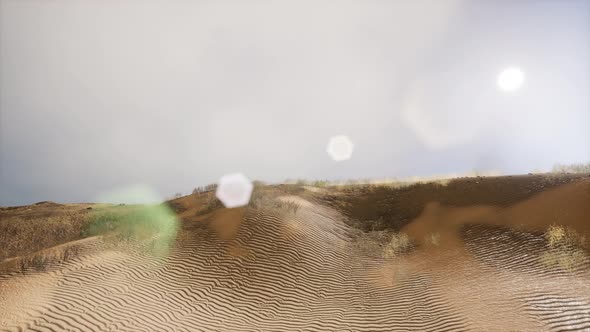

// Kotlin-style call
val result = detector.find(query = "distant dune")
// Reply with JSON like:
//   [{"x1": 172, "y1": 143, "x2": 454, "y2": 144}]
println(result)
[{"x1": 1, "y1": 173, "x2": 589, "y2": 331}]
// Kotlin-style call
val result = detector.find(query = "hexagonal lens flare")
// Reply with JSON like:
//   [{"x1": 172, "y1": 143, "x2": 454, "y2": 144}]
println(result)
[
  {"x1": 215, "y1": 173, "x2": 253, "y2": 208},
  {"x1": 326, "y1": 135, "x2": 354, "y2": 161}
]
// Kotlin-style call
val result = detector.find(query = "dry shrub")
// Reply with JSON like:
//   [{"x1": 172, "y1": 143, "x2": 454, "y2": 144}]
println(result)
[
  {"x1": 383, "y1": 232, "x2": 411, "y2": 259},
  {"x1": 18, "y1": 245, "x2": 81, "y2": 274},
  {"x1": 540, "y1": 224, "x2": 588, "y2": 272},
  {"x1": 545, "y1": 224, "x2": 586, "y2": 248},
  {"x1": 248, "y1": 187, "x2": 300, "y2": 214},
  {"x1": 197, "y1": 185, "x2": 301, "y2": 216}
]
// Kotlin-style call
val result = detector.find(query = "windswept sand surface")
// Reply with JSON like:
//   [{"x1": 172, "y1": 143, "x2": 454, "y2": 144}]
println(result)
[{"x1": 1, "y1": 176, "x2": 589, "y2": 331}]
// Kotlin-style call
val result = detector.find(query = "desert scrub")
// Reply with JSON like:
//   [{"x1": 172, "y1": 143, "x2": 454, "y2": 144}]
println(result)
[
  {"x1": 383, "y1": 232, "x2": 411, "y2": 259},
  {"x1": 551, "y1": 162, "x2": 590, "y2": 174},
  {"x1": 540, "y1": 224, "x2": 587, "y2": 272},
  {"x1": 197, "y1": 185, "x2": 300, "y2": 215},
  {"x1": 248, "y1": 187, "x2": 300, "y2": 214},
  {"x1": 349, "y1": 230, "x2": 389, "y2": 257},
  {"x1": 18, "y1": 245, "x2": 81, "y2": 274},
  {"x1": 545, "y1": 224, "x2": 586, "y2": 248},
  {"x1": 0, "y1": 203, "x2": 93, "y2": 261}
]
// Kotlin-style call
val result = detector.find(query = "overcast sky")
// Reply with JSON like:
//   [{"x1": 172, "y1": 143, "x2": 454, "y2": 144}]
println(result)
[{"x1": 1, "y1": 0, "x2": 589, "y2": 205}]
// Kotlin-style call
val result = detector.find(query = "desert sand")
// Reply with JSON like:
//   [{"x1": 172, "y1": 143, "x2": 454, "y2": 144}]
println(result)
[{"x1": 1, "y1": 174, "x2": 589, "y2": 331}]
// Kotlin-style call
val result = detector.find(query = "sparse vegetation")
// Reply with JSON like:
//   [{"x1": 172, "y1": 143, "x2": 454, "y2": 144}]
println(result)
[
  {"x1": 197, "y1": 184, "x2": 301, "y2": 216},
  {"x1": 250, "y1": 196, "x2": 300, "y2": 214},
  {"x1": 83, "y1": 204, "x2": 178, "y2": 242},
  {"x1": 311, "y1": 180, "x2": 329, "y2": 187},
  {"x1": 313, "y1": 173, "x2": 586, "y2": 233},
  {"x1": 277, "y1": 184, "x2": 306, "y2": 195},
  {"x1": 545, "y1": 224, "x2": 587, "y2": 248},
  {"x1": 192, "y1": 183, "x2": 218, "y2": 194},
  {"x1": 247, "y1": 187, "x2": 300, "y2": 214},
  {"x1": 0, "y1": 203, "x2": 93, "y2": 262},
  {"x1": 0, "y1": 202, "x2": 181, "y2": 264},
  {"x1": 540, "y1": 224, "x2": 587, "y2": 272},
  {"x1": 18, "y1": 245, "x2": 81, "y2": 274},
  {"x1": 349, "y1": 230, "x2": 390, "y2": 257},
  {"x1": 551, "y1": 162, "x2": 590, "y2": 174},
  {"x1": 82, "y1": 204, "x2": 179, "y2": 256},
  {"x1": 383, "y1": 232, "x2": 411, "y2": 259}
]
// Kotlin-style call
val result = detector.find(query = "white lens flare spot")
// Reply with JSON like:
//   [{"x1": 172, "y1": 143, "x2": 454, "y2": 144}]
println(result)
[
  {"x1": 215, "y1": 173, "x2": 253, "y2": 208},
  {"x1": 327, "y1": 135, "x2": 354, "y2": 161},
  {"x1": 497, "y1": 67, "x2": 525, "y2": 92}
]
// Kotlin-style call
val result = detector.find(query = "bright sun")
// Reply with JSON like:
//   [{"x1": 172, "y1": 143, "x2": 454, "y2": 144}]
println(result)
[{"x1": 497, "y1": 67, "x2": 525, "y2": 92}]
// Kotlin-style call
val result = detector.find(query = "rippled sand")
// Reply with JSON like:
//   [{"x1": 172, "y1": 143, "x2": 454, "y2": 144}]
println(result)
[{"x1": 1, "y1": 175, "x2": 589, "y2": 331}]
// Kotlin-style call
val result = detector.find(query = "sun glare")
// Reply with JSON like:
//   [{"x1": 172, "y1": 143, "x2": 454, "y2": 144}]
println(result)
[{"x1": 497, "y1": 67, "x2": 525, "y2": 92}]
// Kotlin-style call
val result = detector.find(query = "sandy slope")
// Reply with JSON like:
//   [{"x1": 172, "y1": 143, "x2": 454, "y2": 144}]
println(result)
[{"x1": 1, "y1": 176, "x2": 589, "y2": 331}]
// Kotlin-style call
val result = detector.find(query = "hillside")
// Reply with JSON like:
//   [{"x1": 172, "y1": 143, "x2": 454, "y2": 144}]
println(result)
[{"x1": 1, "y1": 173, "x2": 589, "y2": 331}]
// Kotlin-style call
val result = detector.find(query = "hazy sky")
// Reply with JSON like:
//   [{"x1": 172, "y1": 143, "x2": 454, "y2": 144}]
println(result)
[{"x1": 1, "y1": 0, "x2": 589, "y2": 205}]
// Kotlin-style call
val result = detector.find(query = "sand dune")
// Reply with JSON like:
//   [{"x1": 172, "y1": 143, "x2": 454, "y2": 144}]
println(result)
[{"x1": 1, "y1": 175, "x2": 589, "y2": 331}]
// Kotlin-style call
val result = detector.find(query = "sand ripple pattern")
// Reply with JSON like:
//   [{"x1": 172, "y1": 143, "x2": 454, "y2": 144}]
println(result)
[
  {"x1": 461, "y1": 224, "x2": 590, "y2": 331},
  {"x1": 2, "y1": 197, "x2": 589, "y2": 331},
  {"x1": 0, "y1": 200, "x2": 471, "y2": 332}
]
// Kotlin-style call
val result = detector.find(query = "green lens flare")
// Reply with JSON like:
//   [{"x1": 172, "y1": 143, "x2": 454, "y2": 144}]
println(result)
[{"x1": 87, "y1": 186, "x2": 179, "y2": 257}]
